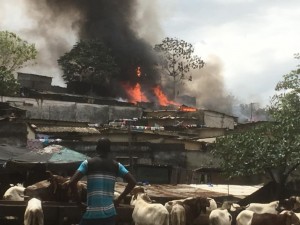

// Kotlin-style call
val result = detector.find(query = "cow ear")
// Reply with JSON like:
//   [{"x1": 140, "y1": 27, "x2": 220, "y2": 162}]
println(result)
[{"x1": 46, "y1": 171, "x2": 54, "y2": 180}]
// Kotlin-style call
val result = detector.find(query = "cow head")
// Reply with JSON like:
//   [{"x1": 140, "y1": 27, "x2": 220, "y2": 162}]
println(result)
[
  {"x1": 183, "y1": 197, "x2": 210, "y2": 215},
  {"x1": 278, "y1": 197, "x2": 298, "y2": 212},
  {"x1": 130, "y1": 186, "x2": 145, "y2": 199},
  {"x1": 24, "y1": 171, "x2": 86, "y2": 202},
  {"x1": 196, "y1": 197, "x2": 210, "y2": 214}
]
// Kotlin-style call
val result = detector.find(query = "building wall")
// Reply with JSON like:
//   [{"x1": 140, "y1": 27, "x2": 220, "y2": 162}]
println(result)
[
  {"x1": 204, "y1": 111, "x2": 235, "y2": 129},
  {"x1": 18, "y1": 73, "x2": 52, "y2": 91},
  {"x1": 193, "y1": 128, "x2": 226, "y2": 138},
  {"x1": 3, "y1": 97, "x2": 143, "y2": 124},
  {"x1": 148, "y1": 118, "x2": 199, "y2": 127},
  {"x1": 186, "y1": 151, "x2": 219, "y2": 170}
]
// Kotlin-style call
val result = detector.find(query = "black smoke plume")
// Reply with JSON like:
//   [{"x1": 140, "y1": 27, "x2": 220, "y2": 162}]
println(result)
[{"x1": 34, "y1": 0, "x2": 160, "y2": 98}]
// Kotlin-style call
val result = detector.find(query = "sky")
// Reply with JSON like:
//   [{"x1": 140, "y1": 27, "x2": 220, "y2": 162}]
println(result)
[
  {"x1": 156, "y1": 0, "x2": 300, "y2": 106},
  {"x1": 1, "y1": 0, "x2": 300, "y2": 108}
]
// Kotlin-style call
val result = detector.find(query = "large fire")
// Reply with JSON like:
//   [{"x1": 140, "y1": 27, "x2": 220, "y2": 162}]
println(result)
[
  {"x1": 122, "y1": 82, "x2": 148, "y2": 104},
  {"x1": 122, "y1": 66, "x2": 196, "y2": 111},
  {"x1": 152, "y1": 85, "x2": 180, "y2": 107}
]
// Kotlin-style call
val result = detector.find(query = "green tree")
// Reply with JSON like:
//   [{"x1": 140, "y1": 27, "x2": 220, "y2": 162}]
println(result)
[
  {"x1": 0, "y1": 31, "x2": 37, "y2": 72},
  {"x1": 214, "y1": 54, "x2": 300, "y2": 199},
  {"x1": 0, "y1": 67, "x2": 19, "y2": 97},
  {"x1": 154, "y1": 37, "x2": 205, "y2": 100},
  {"x1": 57, "y1": 39, "x2": 119, "y2": 96},
  {"x1": 0, "y1": 31, "x2": 37, "y2": 97}
]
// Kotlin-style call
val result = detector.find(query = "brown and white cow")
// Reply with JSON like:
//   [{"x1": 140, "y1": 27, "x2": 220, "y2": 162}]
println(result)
[
  {"x1": 169, "y1": 197, "x2": 211, "y2": 225},
  {"x1": 182, "y1": 197, "x2": 210, "y2": 225},
  {"x1": 24, "y1": 171, "x2": 87, "y2": 202},
  {"x1": 237, "y1": 210, "x2": 300, "y2": 225}
]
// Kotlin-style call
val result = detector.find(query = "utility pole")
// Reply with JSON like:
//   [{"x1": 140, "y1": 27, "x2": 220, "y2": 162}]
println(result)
[
  {"x1": 128, "y1": 121, "x2": 134, "y2": 173},
  {"x1": 250, "y1": 102, "x2": 254, "y2": 122}
]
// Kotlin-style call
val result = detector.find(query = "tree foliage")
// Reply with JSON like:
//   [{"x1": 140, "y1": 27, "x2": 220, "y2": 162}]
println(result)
[
  {"x1": 57, "y1": 39, "x2": 119, "y2": 95},
  {"x1": 0, "y1": 67, "x2": 20, "y2": 96},
  {"x1": 0, "y1": 31, "x2": 36, "y2": 96},
  {"x1": 0, "y1": 31, "x2": 37, "y2": 72},
  {"x1": 154, "y1": 37, "x2": 205, "y2": 99},
  {"x1": 214, "y1": 54, "x2": 300, "y2": 192}
]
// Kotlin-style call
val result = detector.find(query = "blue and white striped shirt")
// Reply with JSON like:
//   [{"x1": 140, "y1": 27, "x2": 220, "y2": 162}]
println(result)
[{"x1": 77, "y1": 159, "x2": 128, "y2": 219}]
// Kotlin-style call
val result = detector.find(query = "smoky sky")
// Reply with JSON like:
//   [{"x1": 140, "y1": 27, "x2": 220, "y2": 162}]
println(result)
[
  {"x1": 2, "y1": 0, "x2": 234, "y2": 113},
  {"x1": 29, "y1": 0, "x2": 160, "y2": 98}
]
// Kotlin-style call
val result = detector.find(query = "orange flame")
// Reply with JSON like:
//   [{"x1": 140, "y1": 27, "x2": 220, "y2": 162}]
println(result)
[
  {"x1": 178, "y1": 105, "x2": 197, "y2": 112},
  {"x1": 136, "y1": 66, "x2": 141, "y2": 77},
  {"x1": 153, "y1": 85, "x2": 180, "y2": 106},
  {"x1": 122, "y1": 82, "x2": 148, "y2": 104}
]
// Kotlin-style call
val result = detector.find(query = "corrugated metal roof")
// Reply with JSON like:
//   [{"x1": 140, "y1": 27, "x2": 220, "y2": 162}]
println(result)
[{"x1": 35, "y1": 126, "x2": 100, "y2": 134}]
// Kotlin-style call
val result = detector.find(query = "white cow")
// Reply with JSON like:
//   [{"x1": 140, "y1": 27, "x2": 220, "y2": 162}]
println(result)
[
  {"x1": 209, "y1": 209, "x2": 232, "y2": 225},
  {"x1": 24, "y1": 198, "x2": 44, "y2": 225},
  {"x1": 245, "y1": 201, "x2": 279, "y2": 214},
  {"x1": 170, "y1": 203, "x2": 185, "y2": 225},
  {"x1": 132, "y1": 192, "x2": 169, "y2": 225},
  {"x1": 207, "y1": 198, "x2": 218, "y2": 211},
  {"x1": 3, "y1": 185, "x2": 25, "y2": 201}
]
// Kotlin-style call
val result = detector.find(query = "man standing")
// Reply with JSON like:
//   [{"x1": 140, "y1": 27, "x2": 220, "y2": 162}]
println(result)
[{"x1": 68, "y1": 138, "x2": 136, "y2": 225}]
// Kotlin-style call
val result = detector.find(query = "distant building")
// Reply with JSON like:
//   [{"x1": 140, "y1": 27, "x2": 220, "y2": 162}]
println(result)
[{"x1": 18, "y1": 72, "x2": 53, "y2": 91}]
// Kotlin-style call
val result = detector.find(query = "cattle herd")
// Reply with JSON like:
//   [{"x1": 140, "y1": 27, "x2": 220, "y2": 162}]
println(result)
[{"x1": 2, "y1": 171, "x2": 300, "y2": 225}]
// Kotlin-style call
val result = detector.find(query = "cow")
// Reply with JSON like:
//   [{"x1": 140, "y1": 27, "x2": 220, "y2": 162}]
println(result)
[
  {"x1": 195, "y1": 197, "x2": 218, "y2": 225},
  {"x1": 209, "y1": 209, "x2": 232, "y2": 225},
  {"x1": 237, "y1": 210, "x2": 300, "y2": 225},
  {"x1": 3, "y1": 185, "x2": 25, "y2": 201},
  {"x1": 24, "y1": 197, "x2": 44, "y2": 225},
  {"x1": 170, "y1": 203, "x2": 185, "y2": 225},
  {"x1": 208, "y1": 202, "x2": 246, "y2": 225},
  {"x1": 244, "y1": 200, "x2": 280, "y2": 214},
  {"x1": 236, "y1": 201, "x2": 281, "y2": 225},
  {"x1": 165, "y1": 197, "x2": 193, "y2": 213},
  {"x1": 207, "y1": 197, "x2": 218, "y2": 211},
  {"x1": 131, "y1": 188, "x2": 169, "y2": 225},
  {"x1": 24, "y1": 171, "x2": 87, "y2": 202},
  {"x1": 182, "y1": 197, "x2": 210, "y2": 225},
  {"x1": 278, "y1": 196, "x2": 300, "y2": 212}
]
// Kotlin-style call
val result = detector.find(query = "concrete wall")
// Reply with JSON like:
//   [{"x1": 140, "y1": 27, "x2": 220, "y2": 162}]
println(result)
[{"x1": 3, "y1": 97, "x2": 143, "y2": 124}]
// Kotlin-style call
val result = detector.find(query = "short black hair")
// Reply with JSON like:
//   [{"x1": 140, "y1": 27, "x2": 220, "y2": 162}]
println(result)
[{"x1": 96, "y1": 138, "x2": 111, "y2": 155}]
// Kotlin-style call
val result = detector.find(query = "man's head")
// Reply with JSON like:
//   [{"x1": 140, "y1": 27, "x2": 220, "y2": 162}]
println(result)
[{"x1": 96, "y1": 138, "x2": 111, "y2": 156}]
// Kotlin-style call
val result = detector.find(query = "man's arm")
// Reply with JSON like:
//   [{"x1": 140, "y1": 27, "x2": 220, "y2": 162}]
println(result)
[
  {"x1": 68, "y1": 170, "x2": 85, "y2": 203},
  {"x1": 115, "y1": 172, "x2": 136, "y2": 206}
]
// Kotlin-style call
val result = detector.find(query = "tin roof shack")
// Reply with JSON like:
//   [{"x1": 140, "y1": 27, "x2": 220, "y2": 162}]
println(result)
[
  {"x1": 143, "y1": 108, "x2": 236, "y2": 131},
  {"x1": 18, "y1": 72, "x2": 52, "y2": 92},
  {"x1": 28, "y1": 120, "x2": 101, "y2": 141},
  {"x1": 0, "y1": 121, "x2": 28, "y2": 146},
  {"x1": 0, "y1": 102, "x2": 26, "y2": 121},
  {"x1": 203, "y1": 109, "x2": 236, "y2": 130}
]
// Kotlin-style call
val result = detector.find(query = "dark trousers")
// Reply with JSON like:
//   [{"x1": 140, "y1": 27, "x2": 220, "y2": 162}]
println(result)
[{"x1": 79, "y1": 216, "x2": 116, "y2": 225}]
